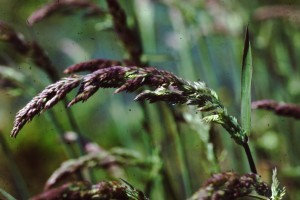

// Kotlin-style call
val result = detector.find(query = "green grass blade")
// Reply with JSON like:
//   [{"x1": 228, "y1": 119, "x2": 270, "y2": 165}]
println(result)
[
  {"x1": 0, "y1": 188, "x2": 17, "y2": 200},
  {"x1": 241, "y1": 26, "x2": 253, "y2": 135}
]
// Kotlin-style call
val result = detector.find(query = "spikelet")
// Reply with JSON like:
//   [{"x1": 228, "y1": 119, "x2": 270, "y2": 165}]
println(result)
[
  {"x1": 64, "y1": 59, "x2": 123, "y2": 74},
  {"x1": 11, "y1": 76, "x2": 82, "y2": 137}
]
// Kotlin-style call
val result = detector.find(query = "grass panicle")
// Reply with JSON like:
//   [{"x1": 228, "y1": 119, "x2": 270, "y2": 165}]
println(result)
[
  {"x1": 32, "y1": 181, "x2": 148, "y2": 200},
  {"x1": 12, "y1": 65, "x2": 248, "y2": 147},
  {"x1": 27, "y1": 0, "x2": 104, "y2": 26},
  {"x1": 0, "y1": 21, "x2": 59, "y2": 81},
  {"x1": 254, "y1": 5, "x2": 300, "y2": 22},
  {"x1": 252, "y1": 99, "x2": 300, "y2": 119},
  {"x1": 45, "y1": 147, "x2": 153, "y2": 190},
  {"x1": 0, "y1": 20, "x2": 87, "y2": 155},
  {"x1": 0, "y1": 31, "x2": 81, "y2": 156},
  {"x1": 0, "y1": 21, "x2": 29, "y2": 54},
  {"x1": 189, "y1": 172, "x2": 270, "y2": 200},
  {"x1": 11, "y1": 76, "x2": 82, "y2": 138},
  {"x1": 105, "y1": 0, "x2": 143, "y2": 65}
]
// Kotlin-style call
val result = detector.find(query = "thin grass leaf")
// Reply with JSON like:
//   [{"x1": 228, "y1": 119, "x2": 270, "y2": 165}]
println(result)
[
  {"x1": 241, "y1": 26, "x2": 253, "y2": 135},
  {"x1": 239, "y1": 26, "x2": 256, "y2": 174},
  {"x1": 0, "y1": 188, "x2": 17, "y2": 200},
  {"x1": 0, "y1": 66, "x2": 25, "y2": 83},
  {"x1": 0, "y1": 65, "x2": 26, "y2": 96}
]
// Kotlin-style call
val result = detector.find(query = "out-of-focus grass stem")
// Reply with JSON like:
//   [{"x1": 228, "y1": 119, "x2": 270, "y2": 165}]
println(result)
[
  {"x1": 160, "y1": 105, "x2": 192, "y2": 197},
  {"x1": 0, "y1": 132, "x2": 29, "y2": 200},
  {"x1": 168, "y1": 9, "x2": 197, "y2": 80}
]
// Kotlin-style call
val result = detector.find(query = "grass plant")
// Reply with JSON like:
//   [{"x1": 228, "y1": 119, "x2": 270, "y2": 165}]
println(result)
[{"x1": 0, "y1": 0, "x2": 297, "y2": 199}]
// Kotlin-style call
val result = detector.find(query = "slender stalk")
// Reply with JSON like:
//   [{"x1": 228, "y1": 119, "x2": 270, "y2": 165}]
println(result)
[
  {"x1": 217, "y1": 112, "x2": 257, "y2": 173},
  {"x1": 62, "y1": 98, "x2": 86, "y2": 156},
  {"x1": 45, "y1": 111, "x2": 84, "y2": 181},
  {"x1": 242, "y1": 140, "x2": 257, "y2": 174},
  {"x1": 161, "y1": 168, "x2": 180, "y2": 200},
  {"x1": 46, "y1": 110, "x2": 76, "y2": 158}
]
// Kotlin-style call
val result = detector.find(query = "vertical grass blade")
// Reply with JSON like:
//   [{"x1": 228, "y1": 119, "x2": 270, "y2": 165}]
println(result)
[
  {"x1": 241, "y1": 26, "x2": 252, "y2": 135},
  {"x1": 241, "y1": 26, "x2": 257, "y2": 174}
]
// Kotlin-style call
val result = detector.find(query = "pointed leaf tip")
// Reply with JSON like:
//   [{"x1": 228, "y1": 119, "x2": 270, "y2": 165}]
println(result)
[{"x1": 241, "y1": 25, "x2": 253, "y2": 135}]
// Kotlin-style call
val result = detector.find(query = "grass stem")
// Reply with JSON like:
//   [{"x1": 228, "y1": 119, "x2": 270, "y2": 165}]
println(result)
[
  {"x1": 0, "y1": 132, "x2": 29, "y2": 200},
  {"x1": 242, "y1": 140, "x2": 257, "y2": 174}
]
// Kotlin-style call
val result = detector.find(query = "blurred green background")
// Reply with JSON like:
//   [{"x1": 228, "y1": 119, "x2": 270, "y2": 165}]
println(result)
[{"x1": 0, "y1": 0, "x2": 300, "y2": 199}]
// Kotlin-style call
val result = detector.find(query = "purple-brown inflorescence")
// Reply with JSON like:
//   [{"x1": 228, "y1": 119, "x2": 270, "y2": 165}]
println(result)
[
  {"x1": 253, "y1": 5, "x2": 300, "y2": 22},
  {"x1": 27, "y1": 0, "x2": 104, "y2": 26},
  {"x1": 11, "y1": 65, "x2": 216, "y2": 137},
  {"x1": 252, "y1": 99, "x2": 300, "y2": 120},
  {"x1": 11, "y1": 76, "x2": 82, "y2": 138},
  {"x1": 189, "y1": 172, "x2": 270, "y2": 200},
  {"x1": 44, "y1": 151, "x2": 118, "y2": 190},
  {"x1": 67, "y1": 66, "x2": 183, "y2": 107},
  {"x1": 64, "y1": 59, "x2": 123, "y2": 74},
  {"x1": 0, "y1": 21, "x2": 29, "y2": 54},
  {"x1": 0, "y1": 21, "x2": 60, "y2": 81},
  {"x1": 32, "y1": 180, "x2": 148, "y2": 200},
  {"x1": 105, "y1": 0, "x2": 143, "y2": 65},
  {"x1": 12, "y1": 65, "x2": 248, "y2": 146},
  {"x1": 44, "y1": 147, "x2": 152, "y2": 190},
  {"x1": 67, "y1": 66, "x2": 130, "y2": 107}
]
